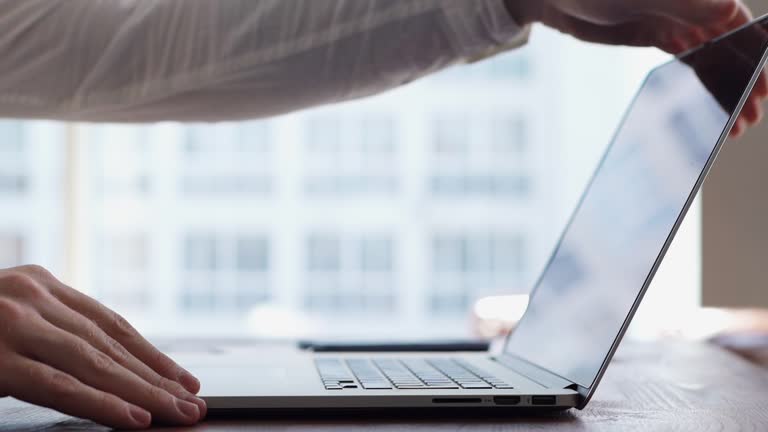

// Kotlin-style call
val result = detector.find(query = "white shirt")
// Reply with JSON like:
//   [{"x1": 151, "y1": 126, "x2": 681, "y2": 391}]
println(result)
[{"x1": 0, "y1": 0, "x2": 528, "y2": 123}]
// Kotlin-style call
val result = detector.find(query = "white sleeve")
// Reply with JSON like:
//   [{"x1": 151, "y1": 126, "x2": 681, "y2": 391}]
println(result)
[{"x1": 0, "y1": 0, "x2": 529, "y2": 123}]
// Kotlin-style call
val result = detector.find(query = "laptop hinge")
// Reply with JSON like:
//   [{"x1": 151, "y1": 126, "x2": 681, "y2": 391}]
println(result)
[{"x1": 493, "y1": 354, "x2": 577, "y2": 390}]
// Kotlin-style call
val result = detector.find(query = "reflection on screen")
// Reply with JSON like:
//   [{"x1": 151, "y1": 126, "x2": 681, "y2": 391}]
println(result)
[{"x1": 505, "y1": 19, "x2": 768, "y2": 388}]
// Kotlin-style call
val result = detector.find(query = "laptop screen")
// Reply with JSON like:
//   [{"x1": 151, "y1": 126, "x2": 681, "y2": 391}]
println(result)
[{"x1": 504, "y1": 18, "x2": 768, "y2": 389}]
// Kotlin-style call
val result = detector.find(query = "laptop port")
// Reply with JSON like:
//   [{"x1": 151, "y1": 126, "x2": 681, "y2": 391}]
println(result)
[
  {"x1": 493, "y1": 396, "x2": 521, "y2": 405},
  {"x1": 432, "y1": 398, "x2": 482, "y2": 404},
  {"x1": 531, "y1": 395, "x2": 556, "y2": 405}
]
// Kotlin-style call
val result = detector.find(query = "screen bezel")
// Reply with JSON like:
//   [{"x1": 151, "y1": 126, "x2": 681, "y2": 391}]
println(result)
[{"x1": 501, "y1": 14, "x2": 768, "y2": 408}]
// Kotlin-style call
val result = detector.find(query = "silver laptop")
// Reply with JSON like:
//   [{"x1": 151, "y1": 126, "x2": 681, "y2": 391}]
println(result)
[{"x1": 191, "y1": 16, "x2": 768, "y2": 414}]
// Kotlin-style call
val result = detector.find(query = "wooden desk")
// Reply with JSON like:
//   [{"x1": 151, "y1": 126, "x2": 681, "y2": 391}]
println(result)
[{"x1": 2, "y1": 340, "x2": 768, "y2": 431}]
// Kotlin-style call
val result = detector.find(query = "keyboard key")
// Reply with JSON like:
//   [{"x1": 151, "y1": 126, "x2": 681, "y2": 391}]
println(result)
[
  {"x1": 361, "y1": 383, "x2": 393, "y2": 389},
  {"x1": 460, "y1": 383, "x2": 493, "y2": 389}
]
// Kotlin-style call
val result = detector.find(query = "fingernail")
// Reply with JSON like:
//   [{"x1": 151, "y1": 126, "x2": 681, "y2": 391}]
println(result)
[
  {"x1": 179, "y1": 372, "x2": 200, "y2": 392},
  {"x1": 183, "y1": 394, "x2": 208, "y2": 419},
  {"x1": 175, "y1": 398, "x2": 200, "y2": 420},
  {"x1": 129, "y1": 405, "x2": 152, "y2": 427}
]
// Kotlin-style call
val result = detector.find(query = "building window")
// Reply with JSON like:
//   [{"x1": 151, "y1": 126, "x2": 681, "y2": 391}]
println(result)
[
  {"x1": 0, "y1": 176, "x2": 27, "y2": 195},
  {"x1": 433, "y1": 115, "x2": 470, "y2": 156},
  {"x1": 305, "y1": 116, "x2": 342, "y2": 155},
  {"x1": 430, "y1": 114, "x2": 530, "y2": 198},
  {"x1": 491, "y1": 116, "x2": 527, "y2": 155},
  {"x1": 182, "y1": 122, "x2": 273, "y2": 197},
  {"x1": 307, "y1": 235, "x2": 341, "y2": 271},
  {"x1": 304, "y1": 233, "x2": 395, "y2": 314},
  {"x1": 181, "y1": 233, "x2": 271, "y2": 313},
  {"x1": 360, "y1": 236, "x2": 393, "y2": 272},
  {"x1": 488, "y1": 54, "x2": 531, "y2": 80},
  {"x1": 303, "y1": 115, "x2": 398, "y2": 197},
  {"x1": 435, "y1": 52, "x2": 531, "y2": 81},
  {"x1": 430, "y1": 175, "x2": 530, "y2": 197},
  {"x1": 0, "y1": 234, "x2": 24, "y2": 268},
  {"x1": 359, "y1": 116, "x2": 396, "y2": 155},
  {"x1": 0, "y1": 122, "x2": 24, "y2": 153},
  {"x1": 185, "y1": 234, "x2": 217, "y2": 270},
  {"x1": 0, "y1": 122, "x2": 27, "y2": 196},
  {"x1": 430, "y1": 233, "x2": 525, "y2": 315},
  {"x1": 91, "y1": 132, "x2": 152, "y2": 197},
  {"x1": 93, "y1": 234, "x2": 150, "y2": 309},
  {"x1": 237, "y1": 236, "x2": 270, "y2": 271}
]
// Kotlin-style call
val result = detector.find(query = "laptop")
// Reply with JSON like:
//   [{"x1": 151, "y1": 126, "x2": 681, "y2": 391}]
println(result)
[{"x1": 190, "y1": 16, "x2": 768, "y2": 414}]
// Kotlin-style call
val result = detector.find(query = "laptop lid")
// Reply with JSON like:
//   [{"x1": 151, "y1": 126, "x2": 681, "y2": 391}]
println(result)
[{"x1": 503, "y1": 16, "x2": 768, "y2": 407}]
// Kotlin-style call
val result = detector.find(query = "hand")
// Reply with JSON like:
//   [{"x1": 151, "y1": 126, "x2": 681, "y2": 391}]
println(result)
[
  {"x1": 504, "y1": 0, "x2": 767, "y2": 137},
  {"x1": 0, "y1": 265, "x2": 206, "y2": 429},
  {"x1": 685, "y1": 20, "x2": 768, "y2": 137}
]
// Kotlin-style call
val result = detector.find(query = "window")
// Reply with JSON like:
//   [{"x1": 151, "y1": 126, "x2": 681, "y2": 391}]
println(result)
[
  {"x1": 0, "y1": 176, "x2": 27, "y2": 195},
  {"x1": 181, "y1": 233, "x2": 271, "y2": 314},
  {"x1": 304, "y1": 234, "x2": 395, "y2": 315},
  {"x1": 488, "y1": 53, "x2": 531, "y2": 80},
  {"x1": 303, "y1": 114, "x2": 398, "y2": 197},
  {"x1": 93, "y1": 234, "x2": 150, "y2": 310},
  {"x1": 182, "y1": 122, "x2": 273, "y2": 197},
  {"x1": 186, "y1": 122, "x2": 271, "y2": 156},
  {"x1": 0, "y1": 234, "x2": 24, "y2": 268},
  {"x1": 491, "y1": 116, "x2": 527, "y2": 155},
  {"x1": 237, "y1": 236, "x2": 270, "y2": 271},
  {"x1": 0, "y1": 122, "x2": 27, "y2": 196},
  {"x1": 437, "y1": 52, "x2": 531, "y2": 81},
  {"x1": 430, "y1": 114, "x2": 531, "y2": 198},
  {"x1": 0, "y1": 121, "x2": 24, "y2": 153},
  {"x1": 87, "y1": 129, "x2": 152, "y2": 197},
  {"x1": 433, "y1": 115, "x2": 469, "y2": 155},
  {"x1": 431, "y1": 233, "x2": 525, "y2": 315},
  {"x1": 360, "y1": 116, "x2": 396, "y2": 155},
  {"x1": 307, "y1": 235, "x2": 341, "y2": 271},
  {"x1": 305, "y1": 116, "x2": 342, "y2": 155}
]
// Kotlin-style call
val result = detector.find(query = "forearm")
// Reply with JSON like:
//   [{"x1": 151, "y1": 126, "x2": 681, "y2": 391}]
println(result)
[{"x1": 0, "y1": 0, "x2": 528, "y2": 123}]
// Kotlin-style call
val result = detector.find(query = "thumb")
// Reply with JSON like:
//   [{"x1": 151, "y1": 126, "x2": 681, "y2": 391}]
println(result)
[{"x1": 640, "y1": 0, "x2": 743, "y2": 27}]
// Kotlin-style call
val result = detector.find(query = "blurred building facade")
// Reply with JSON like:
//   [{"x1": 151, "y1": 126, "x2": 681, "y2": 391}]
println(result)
[{"x1": 0, "y1": 30, "x2": 668, "y2": 338}]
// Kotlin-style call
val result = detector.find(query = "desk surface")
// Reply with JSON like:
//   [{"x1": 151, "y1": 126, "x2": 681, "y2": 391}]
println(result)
[{"x1": 2, "y1": 340, "x2": 768, "y2": 431}]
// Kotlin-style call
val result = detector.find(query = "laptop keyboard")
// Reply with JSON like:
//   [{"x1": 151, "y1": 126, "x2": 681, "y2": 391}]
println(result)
[{"x1": 315, "y1": 358, "x2": 514, "y2": 390}]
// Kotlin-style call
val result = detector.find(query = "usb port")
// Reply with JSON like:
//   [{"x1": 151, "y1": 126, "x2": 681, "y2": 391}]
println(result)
[{"x1": 531, "y1": 395, "x2": 556, "y2": 405}]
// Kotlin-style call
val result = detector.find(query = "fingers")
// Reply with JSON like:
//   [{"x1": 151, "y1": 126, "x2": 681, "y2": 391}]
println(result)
[
  {"x1": 754, "y1": 72, "x2": 768, "y2": 99},
  {"x1": 37, "y1": 299, "x2": 207, "y2": 419},
  {"x1": 741, "y1": 98, "x2": 764, "y2": 125},
  {"x1": 731, "y1": 97, "x2": 764, "y2": 139},
  {"x1": 540, "y1": 9, "x2": 650, "y2": 46},
  {"x1": 0, "y1": 356, "x2": 151, "y2": 430},
  {"x1": 641, "y1": 0, "x2": 741, "y2": 27},
  {"x1": 730, "y1": 118, "x2": 745, "y2": 137},
  {"x1": 50, "y1": 283, "x2": 201, "y2": 394},
  {"x1": 19, "y1": 320, "x2": 201, "y2": 426},
  {"x1": 633, "y1": 0, "x2": 752, "y2": 53},
  {"x1": 541, "y1": 10, "x2": 711, "y2": 53}
]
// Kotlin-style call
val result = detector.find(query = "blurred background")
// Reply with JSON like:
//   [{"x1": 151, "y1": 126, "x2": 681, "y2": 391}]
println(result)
[{"x1": 0, "y1": 26, "x2": 709, "y2": 341}]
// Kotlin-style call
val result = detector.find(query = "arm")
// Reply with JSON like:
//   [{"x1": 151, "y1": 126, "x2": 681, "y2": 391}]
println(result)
[{"x1": 0, "y1": 0, "x2": 528, "y2": 122}]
